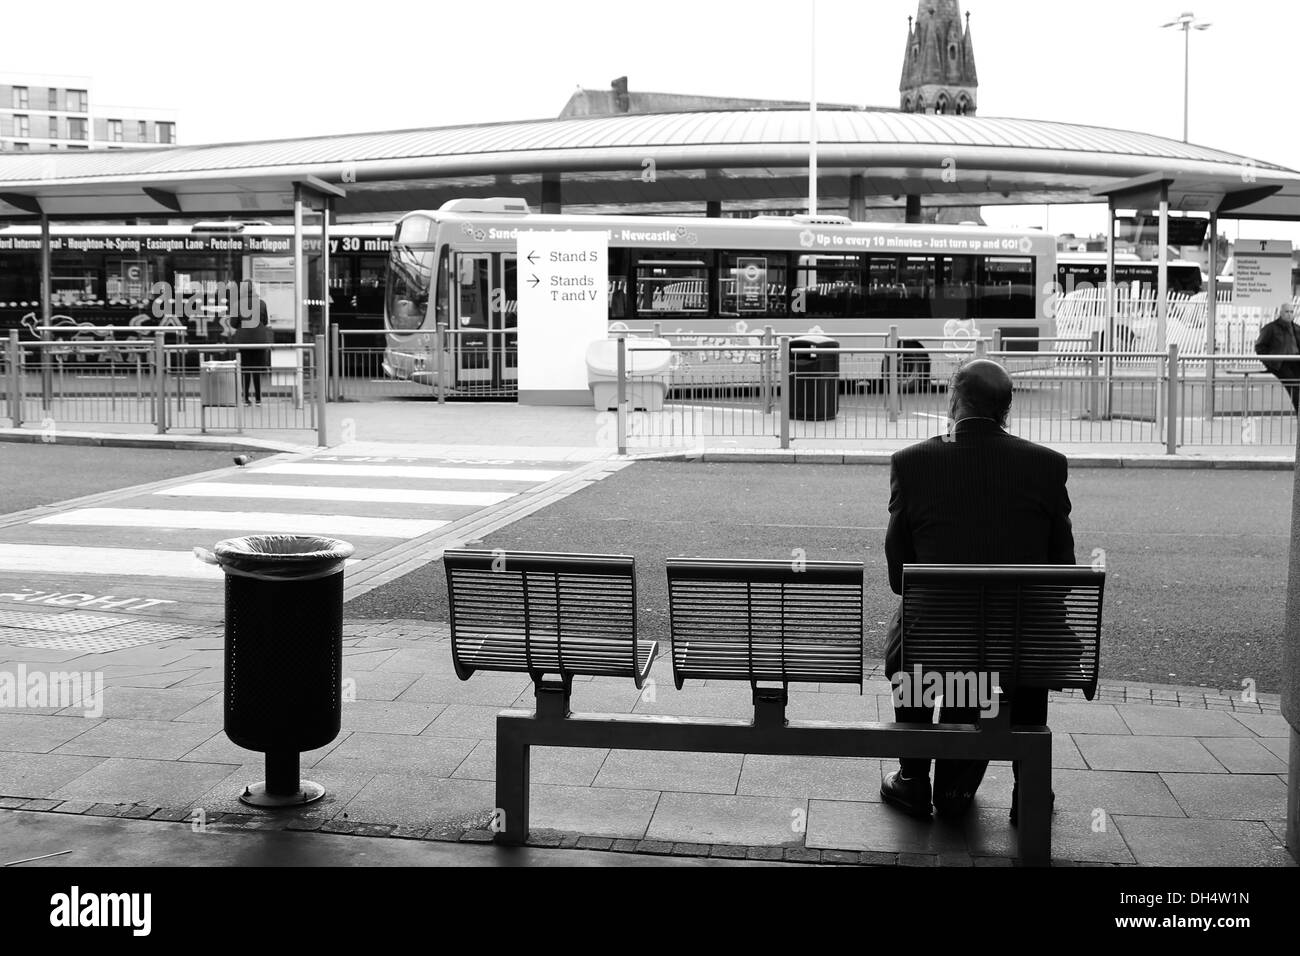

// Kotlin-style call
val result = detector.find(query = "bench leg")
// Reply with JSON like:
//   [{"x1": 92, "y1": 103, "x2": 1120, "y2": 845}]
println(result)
[
  {"x1": 494, "y1": 718, "x2": 530, "y2": 845},
  {"x1": 1017, "y1": 736, "x2": 1053, "y2": 867}
]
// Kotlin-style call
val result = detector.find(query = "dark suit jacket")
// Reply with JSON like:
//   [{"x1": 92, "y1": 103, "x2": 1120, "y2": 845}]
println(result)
[
  {"x1": 883, "y1": 419, "x2": 1076, "y2": 676},
  {"x1": 1254, "y1": 318, "x2": 1300, "y2": 380}
]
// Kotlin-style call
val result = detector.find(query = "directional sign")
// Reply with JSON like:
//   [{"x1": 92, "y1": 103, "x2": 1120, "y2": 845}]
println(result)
[
  {"x1": 737, "y1": 257, "x2": 767, "y2": 313},
  {"x1": 1232, "y1": 239, "x2": 1293, "y2": 313},
  {"x1": 516, "y1": 230, "x2": 609, "y2": 404}
]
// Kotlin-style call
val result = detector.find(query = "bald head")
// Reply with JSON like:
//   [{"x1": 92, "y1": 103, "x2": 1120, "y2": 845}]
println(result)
[{"x1": 949, "y1": 359, "x2": 1013, "y2": 426}]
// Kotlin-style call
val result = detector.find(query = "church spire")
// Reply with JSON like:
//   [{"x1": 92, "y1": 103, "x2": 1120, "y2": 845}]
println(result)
[{"x1": 899, "y1": 1, "x2": 978, "y2": 115}]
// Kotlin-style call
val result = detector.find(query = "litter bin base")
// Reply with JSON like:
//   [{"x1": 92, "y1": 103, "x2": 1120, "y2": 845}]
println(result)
[{"x1": 239, "y1": 779, "x2": 326, "y2": 808}]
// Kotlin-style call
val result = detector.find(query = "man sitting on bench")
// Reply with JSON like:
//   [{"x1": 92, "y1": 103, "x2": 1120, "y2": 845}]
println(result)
[{"x1": 880, "y1": 359, "x2": 1077, "y2": 821}]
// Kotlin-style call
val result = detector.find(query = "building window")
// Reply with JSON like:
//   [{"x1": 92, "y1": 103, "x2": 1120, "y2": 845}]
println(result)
[
  {"x1": 15, "y1": 115, "x2": 29, "y2": 137},
  {"x1": 68, "y1": 118, "x2": 88, "y2": 140},
  {"x1": 955, "y1": 96, "x2": 970, "y2": 116},
  {"x1": 156, "y1": 122, "x2": 175, "y2": 145},
  {"x1": 48, "y1": 88, "x2": 59, "y2": 111},
  {"x1": 13, "y1": 86, "x2": 29, "y2": 109},
  {"x1": 137, "y1": 120, "x2": 147, "y2": 141},
  {"x1": 67, "y1": 144, "x2": 88, "y2": 151},
  {"x1": 949, "y1": 44, "x2": 958, "y2": 60},
  {"x1": 14, "y1": 143, "x2": 30, "y2": 152},
  {"x1": 108, "y1": 119, "x2": 123, "y2": 142},
  {"x1": 49, "y1": 116, "x2": 59, "y2": 138},
  {"x1": 935, "y1": 95, "x2": 948, "y2": 115},
  {"x1": 68, "y1": 90, "x2": 88, "y2": 113}
]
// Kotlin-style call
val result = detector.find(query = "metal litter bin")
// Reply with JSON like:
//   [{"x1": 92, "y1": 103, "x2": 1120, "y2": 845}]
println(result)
[
  {"x1": 789, "y1": 334, "x2": 839, "y2": 421},
  {"x1": 200, "y1": 359, "x2": 238, "y2": 407},
  {"x1": 207, "y1": 534, "x2": 354, "y2": 807}
]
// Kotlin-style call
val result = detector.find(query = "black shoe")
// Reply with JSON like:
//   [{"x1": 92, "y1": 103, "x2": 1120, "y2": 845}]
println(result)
[
  {"x1": 881, "y1": 770, "x2": 933, "y2": 819},
  {"x1": 1009, "y1": 785, "x2": 1056, "y2": 827}
]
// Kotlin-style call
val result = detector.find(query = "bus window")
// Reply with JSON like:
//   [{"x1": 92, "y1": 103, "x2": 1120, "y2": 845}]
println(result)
[
  {"x1": 795, "y1": 254, "x2": 862, "y2": 318},
  {"x1": 898, "y1": 256, "x2": 933, "y2": 317},
  {"x1": 934, "y1": 255, "x2": 977, "y2": 320},
  {"x1": 976, "y1": 256, "x2": 1035, "y2": 319},
  {"x1": 386, "y1": 244, "x2": 434, "y2": 331},
  {"x1": 717, "y1": 251, "x2": 787, "y2": 318},
  {"x1": 635, "y1": 253, "x2": 708, "y2": 315}
]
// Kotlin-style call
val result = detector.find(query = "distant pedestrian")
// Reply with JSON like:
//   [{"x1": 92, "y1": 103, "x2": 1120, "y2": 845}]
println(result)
[
  {"x1": 1253, "y1": 302, "x2": 1300, "y2": 412},
  {"x1": 232, "y1": 286, "x2": 273, "y2": 406}
]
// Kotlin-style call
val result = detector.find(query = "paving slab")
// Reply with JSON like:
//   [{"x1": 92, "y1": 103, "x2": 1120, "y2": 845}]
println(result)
[
  {"x1": 1116, "y1": 704, "x2": 1254, "y2": 737},
  {"x1": 311, "y1": 732, "x2": 478, "y2": 778},
  {"x1": 1114, "y1": 815, "x2": 1295, "y2": 867},
  {"x1": 530, "y1": 784, "x2": 660, "y2": 840},
  {"x1": 344, "y1": 670, "x2": 423, "y2": 702},
  {"x1": 1051, "y1": 768, "x2": 1184, "y2": 817},
  {"x1": 593, "y1": 750, "x2": 743, "y2": 794},
  {"x1": 338, "y1": 699, "x2": 446, "y2": 735},
  {"x1": 1044, "y1": 702, "x2": 1131, "y2": 735},
  {"x1": 0, "y1": 752, "x2": 107, "y2": 800},
  {"x1": 61, "y1": 685, "x2": 218, "y2": 722},
  {"x1": 396, "y1": 673, "x2": 531, "y2": 707},
  {"x1": 785, "y1": 692, "x2": 879, "y2": 722},
  {"x1": 1198, "y1": 737, "x2": 1289, "y2": 774},
  {"x1": 962, "y1": 807, "x2": 1135, "y2": 864},
  {"x1": 341, "y1": 774, "x2": 494, "y2": 830},
  {"x1": 452, "y1": 741, "x2": 609, "y2": 786},
  {"x1": 1158, "y1": 772, "x2": 1288, "y2": 821},
  {"x1": 0, "y1": 714, "x2": 103, "y2": 754},
  {"x1": 179, "y1": 731, "x2": 345, "y2": 768},
  {"x1": 51, "y1": 718, "x2": 220, "y2": 761},
  {"x1": 737, "y1": 755, "x2": 882, "y2": 802},
  {"x1": 646, "y1": 792, "x2": 804, "y2": 846},
  {"x1": 48, "y1": 757, "x2": 239, "y2": 806},
  {"x1": 1229, "y1": 712, "x2": 1291, "y2": 737},
  {"x1": 1072, "y1": 734, "x2": 1227, "y2": 773},
  {"x1": 631, "y1": 687, "x2": 756, "y2": 720},
  {"x1": 806, "y1": 799, "x2": 969, "y2": 854}
]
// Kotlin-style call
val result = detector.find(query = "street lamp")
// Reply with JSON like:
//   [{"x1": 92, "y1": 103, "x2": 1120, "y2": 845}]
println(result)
[{"x1": 1161, "y1": 11, "x2": 1212, "y2": 143}]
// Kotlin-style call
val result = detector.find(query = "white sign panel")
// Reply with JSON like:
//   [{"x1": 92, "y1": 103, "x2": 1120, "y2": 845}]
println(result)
[
  {"x1": 516, "y1": 230, "x2": 608, "y2": 404},
  {"x1": 1232, "y1": 239, "x2": 1293, "y2": 311}
]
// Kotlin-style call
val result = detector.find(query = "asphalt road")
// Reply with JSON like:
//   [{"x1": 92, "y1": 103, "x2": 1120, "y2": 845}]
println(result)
[
  {"x1": 346, "y1": 461, "x2": 1293, "y2": 694},
  {"x1": 0, "y1": 443, "x2": 243, "y2": 515}
]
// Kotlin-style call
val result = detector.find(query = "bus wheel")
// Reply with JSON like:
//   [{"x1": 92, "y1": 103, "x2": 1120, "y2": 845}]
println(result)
[{"x1": 880, "y1": 345, "x2": 932, "y2": 393}]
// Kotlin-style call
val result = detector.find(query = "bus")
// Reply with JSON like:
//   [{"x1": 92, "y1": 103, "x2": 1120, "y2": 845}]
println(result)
[
  {"x1": 384, "y1": 198, "x2": 1058, "y2": 395},
  {"x1": 0, "y1": 222, "x2": 394, "y2": 351}
]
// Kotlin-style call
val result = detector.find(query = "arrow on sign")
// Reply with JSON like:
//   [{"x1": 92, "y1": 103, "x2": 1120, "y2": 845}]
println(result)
[
  {"x1": 526, "y1": 251, "x2": 538, "y2": 265},
  {"x1": 528, "y1": 274, "x2": 540, "y2": 288}
]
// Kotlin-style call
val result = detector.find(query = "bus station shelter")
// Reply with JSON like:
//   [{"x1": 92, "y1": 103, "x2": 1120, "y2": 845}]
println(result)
[{"x1": 3, "y1": 107, "x2": 1300, "y2": 353}]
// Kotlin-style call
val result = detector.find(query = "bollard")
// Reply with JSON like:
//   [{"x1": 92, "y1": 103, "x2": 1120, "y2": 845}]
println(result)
[{"x1": 330, "y1": 324, "x2": 343, "y2": 402}]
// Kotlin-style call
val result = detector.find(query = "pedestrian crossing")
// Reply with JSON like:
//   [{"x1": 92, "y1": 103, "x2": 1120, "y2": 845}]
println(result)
[{"x1": 0, "y1": 448, "x2": 613, "y2": 628}]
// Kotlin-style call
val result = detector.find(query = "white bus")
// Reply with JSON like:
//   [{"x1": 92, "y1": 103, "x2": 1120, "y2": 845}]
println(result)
[{"x1": 384, "y1": 198, "x2": 1057, "y2": 394}]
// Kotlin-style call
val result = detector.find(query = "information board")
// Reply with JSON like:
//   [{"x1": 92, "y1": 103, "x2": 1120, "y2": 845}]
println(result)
[
  {"x1": 1232, "y1": 239, "x2": 1293, "y2": 313},
  {"x1": 516, "y1": 230, "x2": 609, "y2": 404}
]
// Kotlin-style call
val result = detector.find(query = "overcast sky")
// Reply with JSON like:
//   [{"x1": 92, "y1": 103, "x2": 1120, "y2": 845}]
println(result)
[{"x1": 6, "y1": 0, "x2": 1297, "y2": 239}]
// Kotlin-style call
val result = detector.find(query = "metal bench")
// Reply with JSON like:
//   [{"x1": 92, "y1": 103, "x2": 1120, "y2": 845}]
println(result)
[
  {"x1": 899, "y1": 563, "x2": 1106, "y2": 864},
  {"x1": 446, "y1": 550, "x2": 1103, "y2": 866}
]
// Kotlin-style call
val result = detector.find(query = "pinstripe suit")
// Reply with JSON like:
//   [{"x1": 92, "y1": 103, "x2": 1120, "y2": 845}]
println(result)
[{"x1": 884, "y1": 418, "x2": 1076, "y2": 784}]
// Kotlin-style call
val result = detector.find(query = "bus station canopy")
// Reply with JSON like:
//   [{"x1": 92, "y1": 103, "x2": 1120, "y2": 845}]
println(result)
[{"x1": 1, "y1": 107, "x2": 1298, "y2": 221}]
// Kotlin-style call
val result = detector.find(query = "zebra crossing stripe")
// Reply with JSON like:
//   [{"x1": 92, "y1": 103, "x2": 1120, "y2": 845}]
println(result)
[
  {"x1": 32, "y1": 508, "x2": 448, "y2": 539},
  {"x1": 156, "y1": 482, "x2": 514, "y2": 507},
  {"x1": 0, "y1": 544, "x2": 224, "y2": 580},
  {"x1": 254, "y1": 463, "x2": 567, "y2": 482}
]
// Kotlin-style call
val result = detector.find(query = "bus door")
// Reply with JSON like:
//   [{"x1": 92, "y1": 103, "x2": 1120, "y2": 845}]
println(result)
[
  {"x1": 453, "y1": 252, "x2": 517, "y2": 391},
  {"x1": 454, "y1": 253, "x2": 492, "y2": 385}
]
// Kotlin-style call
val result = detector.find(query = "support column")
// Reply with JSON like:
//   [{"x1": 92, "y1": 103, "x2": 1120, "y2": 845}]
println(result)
[
  {"x1": 541, "y1": 175, "x2": 562, "y2": 215},
  {"x1": 292, "y1": 184, "x2": 305, "y2": 407},
  {"x1": 904, "y1": 195, "x2": 921, "y2": 223},
  {"x1": 1206, "y1": 211, "x2": 1218, "y2": 420},
  {"x1": 848, "y1": 174, "x2": 867, "y2": 222},
  {"x1": 321, "y1": 197, "x2": 332, "y2": 402},
  {"x1": 1157, "y1": 186, "x2": 1169, "y2": 354},
  {"x1": 705, "y1": 201, "x2": 722, "y2": 218},
  {"x1": 1105, "y1": 198, "x2": 1116, "y2": 418},
  {"x1": 40, "y1": 213, "x2": 52, "y2": 409}
]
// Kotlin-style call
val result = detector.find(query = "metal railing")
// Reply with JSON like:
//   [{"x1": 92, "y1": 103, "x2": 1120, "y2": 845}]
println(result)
[
  {"x1": 602, "y1": 332, "x2": 1300, "y2": 454},
  {"x1": 5, "y1": 331, "x2": 326, "y2": 444},
  {"x1": 331, "y1": 327, "x2": 517, "y2": 403}
]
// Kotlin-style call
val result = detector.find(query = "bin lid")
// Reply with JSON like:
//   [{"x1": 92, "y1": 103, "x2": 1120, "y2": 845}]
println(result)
[
  {"x1": 790, "y1": 334, "x2": 839, "y2": 348},
  {"x1": 585, "y1": 337, "x2": 673, "y2": 376},
  {"x1": 211, "y1": 534, "x2": 354, "y2": 581}
]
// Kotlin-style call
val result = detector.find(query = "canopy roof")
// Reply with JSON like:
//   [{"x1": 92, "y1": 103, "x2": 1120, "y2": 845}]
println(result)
[{"x1": 1, "y1": 108, "x2": 1296, "y2": 220}]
